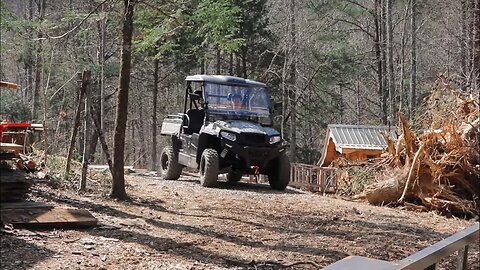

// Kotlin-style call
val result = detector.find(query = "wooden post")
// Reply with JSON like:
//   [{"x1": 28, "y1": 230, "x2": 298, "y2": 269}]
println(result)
[
  {"x1": 90, "y1": 105, "x2": 113, "y2": 175},
  {"x1": 80, "y1": 81, "x2": 91, "y2": 192},
  {"x1": 65, "y1": 70, "x2": 90, "y2": 179}
]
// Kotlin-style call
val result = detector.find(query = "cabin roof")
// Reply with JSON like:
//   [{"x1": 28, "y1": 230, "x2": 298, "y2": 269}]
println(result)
[
  {"x1": 328, "y1": 124, "x2": 395, "y2": 151},
  {"x1": 318, "y1": 124, "x2": 397, "y2": 166}
]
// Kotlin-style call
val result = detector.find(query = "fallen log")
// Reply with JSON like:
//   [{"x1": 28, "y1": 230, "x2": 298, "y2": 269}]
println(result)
[{"x1": 365, "y1": 170, "x2": 407, "y2": 205}]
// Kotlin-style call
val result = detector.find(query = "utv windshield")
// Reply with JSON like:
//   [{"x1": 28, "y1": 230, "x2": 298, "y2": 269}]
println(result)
[{"x1": 204, "y1": 82, "x2": 272, "y2": 123}]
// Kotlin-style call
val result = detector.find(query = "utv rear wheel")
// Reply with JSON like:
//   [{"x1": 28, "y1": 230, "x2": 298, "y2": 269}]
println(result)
[
  {"x1": 266, "y1": 153, "x2": 290, "y2": 190},
  {"x1": 159, "y1": 146, "x2": 182, "y2": 180},
  {"x1": 226, "y1": 172, "x2": 243, "y2": 183},
  {"x1": 199, "y1": 148, "x2": 219, "y2": 187}
]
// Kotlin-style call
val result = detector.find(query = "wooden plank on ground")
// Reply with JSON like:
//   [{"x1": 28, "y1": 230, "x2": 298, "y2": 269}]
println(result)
[
  {"x1": 0, "y1": 142, "x2": 23, "y2": 155},
  {"x1": 0, "y1": 208, "x2": 97, "y2": 228},
  {"x1": 0, "y1": 201, "x2": 53, "y2": 209}
]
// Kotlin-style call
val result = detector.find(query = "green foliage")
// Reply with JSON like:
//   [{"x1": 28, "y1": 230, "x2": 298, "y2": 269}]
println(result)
[
  {"x1": 135, "y1": 0, "x2": 245, "y2": 68},
  {"x1": 0, "y1": 3, "x2": 21, "y2": 32},
  {"x1": 0, "y1": 90, "x2": 32, "y2": 122},
  {"x1": 234, "y1": 0, "x2": 274, "y2": 77},
  {"x1": 193, "y1": 0, "x2": 244, "y2": 52}
]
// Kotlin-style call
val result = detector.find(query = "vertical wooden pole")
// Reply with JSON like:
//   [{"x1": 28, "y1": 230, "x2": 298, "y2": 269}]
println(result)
[
  {"x1": 80, "y1": 81, "x2": 91, "y2": 192},
  {"x1": 65, "y1": 70, "x2": 90, "y2": 179}
]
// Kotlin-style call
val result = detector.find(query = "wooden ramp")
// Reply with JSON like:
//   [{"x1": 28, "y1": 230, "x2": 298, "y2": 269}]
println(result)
[{"x1": 0, "y1": 202, "x2": 97, "y2": 228}]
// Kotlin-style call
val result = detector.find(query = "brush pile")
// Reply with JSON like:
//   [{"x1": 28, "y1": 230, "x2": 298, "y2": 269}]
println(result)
[{"x1": 365, "y1": 75, "x2": 479, "y2": 217}]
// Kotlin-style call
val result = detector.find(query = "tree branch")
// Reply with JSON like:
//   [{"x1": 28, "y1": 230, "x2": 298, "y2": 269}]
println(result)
[
  {"x1": 33, "y1": 0, "x2": 112, "y2": 41},
  {"x1": 336, "y1": 18, "x2": 375, "y2": 39}
]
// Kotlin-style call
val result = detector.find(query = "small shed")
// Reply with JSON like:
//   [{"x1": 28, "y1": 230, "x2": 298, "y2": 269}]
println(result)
[{"x1": 318, "y1": 124, "x2": 395, "y2": 167}]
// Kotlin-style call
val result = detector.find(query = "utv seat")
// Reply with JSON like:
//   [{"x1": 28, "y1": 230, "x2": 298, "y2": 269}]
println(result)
[{"x1": 184, "y1": 109, "x2": 205, "y2": 134}]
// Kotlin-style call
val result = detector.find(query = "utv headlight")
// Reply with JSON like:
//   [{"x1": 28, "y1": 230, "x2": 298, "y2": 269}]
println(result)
[
  {"x1": 269, "y1": 135, "x2": 281, "y2": 144},
  {"x1": 221, "y1": 131, "x2": 237, "y2": 141}
]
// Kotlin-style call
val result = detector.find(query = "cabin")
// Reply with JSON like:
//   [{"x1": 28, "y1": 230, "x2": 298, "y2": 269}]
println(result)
[{"x1": 318, "y1": 124, "x2": 395, "y2": 167}]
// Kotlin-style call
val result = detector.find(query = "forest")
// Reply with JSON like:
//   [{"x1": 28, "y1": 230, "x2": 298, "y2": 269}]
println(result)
[
  {"x1": 0, "y1": 1, "x2": 479, "y2": 269},
  {"x1": 0, "y1": 0, "x2": 479, "y2": 196}
]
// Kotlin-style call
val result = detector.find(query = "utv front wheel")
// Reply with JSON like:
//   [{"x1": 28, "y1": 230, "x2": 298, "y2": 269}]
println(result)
[
  {"x1": 266, "y1": 153, "x2": 290, "y2": 190},
  {"x1": 226, "y1": 172, "x2": 243, "y2": 183},
  {"x1": 199, "y1": 148, "x2": 219, "y2": 187},
  {"x1": 159, "y1": 146, "x2": 182, "y2": 180}
]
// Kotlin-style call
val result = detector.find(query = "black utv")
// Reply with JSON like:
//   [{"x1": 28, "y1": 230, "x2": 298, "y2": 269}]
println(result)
[{"x1": 159, "y1": 75, "x2": 290, "y2": 190}]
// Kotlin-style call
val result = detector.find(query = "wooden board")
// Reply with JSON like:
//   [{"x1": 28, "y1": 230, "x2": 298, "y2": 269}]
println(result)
[
  {"x1": 0, "y1": 142, "x2": 23, "y2": 155},
  {"x1": 0, "y1": 208, "x2": 97, "y2": 228}
]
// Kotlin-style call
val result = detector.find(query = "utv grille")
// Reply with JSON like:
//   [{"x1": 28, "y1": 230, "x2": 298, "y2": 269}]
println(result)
[{"x1": 243, "y1": 133, "x2": 267, "y2": 146}]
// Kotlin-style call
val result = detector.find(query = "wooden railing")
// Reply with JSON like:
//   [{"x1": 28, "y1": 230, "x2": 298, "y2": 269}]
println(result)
[
  {"x1": 322, "y1": 223, "x2": 479, "y2": 270},
  {"x1": 289, "y1": 163, "x2": 337, "y2": 193}
]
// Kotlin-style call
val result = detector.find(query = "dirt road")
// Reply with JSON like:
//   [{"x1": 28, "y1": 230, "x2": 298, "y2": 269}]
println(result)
[{"x1": 1, "y1": 173, "x2": 478, "y2": 269}]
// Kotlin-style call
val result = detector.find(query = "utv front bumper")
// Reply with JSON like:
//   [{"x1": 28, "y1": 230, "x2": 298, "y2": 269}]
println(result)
[{"x1": 220, "y1": 140, "x2": 287, "y2": 169}]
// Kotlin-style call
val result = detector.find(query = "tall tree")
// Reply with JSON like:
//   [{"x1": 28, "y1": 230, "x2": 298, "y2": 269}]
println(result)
[
  {"x1": 409, "y1": 0, "x2": 417, "y2": 119},
  {"x1": 151, "y1": 59, "x2": 159, "y2": 171},
  {"x1": 380, "y1": 0, "x2": 388, "y2": 124},
  {"x1": 386, "y1": 0, "x2": 395, "y2": 122},
  {"x1": 474, "y1": 0, "x2": 480, "y2": 89},
  {"x1": 111, "y1": 0, "x2": 135, "y2": 200},
  {"x1": 289, "y1": 0, "x2": 297, "y2": 162},
  {"x1": 374, "y1": 0, "x2": 385, "y2": 123},
  {"x1": 32, "y1": 0, "x2": 46, "y2": 120}
]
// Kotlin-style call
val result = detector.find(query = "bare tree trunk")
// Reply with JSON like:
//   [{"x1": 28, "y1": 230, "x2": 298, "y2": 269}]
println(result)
[
  {"x1": 111, "y1": 0, "x2": 135, "y2": 200},
  {"x1": 138, "y1": 108, "x2": 147, "y2": 168},
  {"x1": 131, "y1": 119, "x2": 135, "y2": 165},
  {"x1": 33, "y1": 0, "x2": 46, "y2": 120},
  {"x1": 99, "y1": 4, "x2": 106, "y2": 164},
  {"x1": 25, "y1": 0, "x2": 34, "y2": 105},
  {"x1": 374, "y1": 0, "x2": 385, "y2": 123},
  {"x1": 151, "y1": 59, "x2": 159, "y2": 171},
  {"x1": 409, "y1": 0, "x2": 417, "y2": 119},
  {"x1": 88, "y1": 106, "x2": 100, "y2": 163},
  {"x1": 473, "y1": 0, "x2": 480, "y2": 90},
  {"x1": 356, "y1": 80, "x2": 361, "y2": 124},
  {"x1": 461, "y1": 0, "x2": 468, "y2": 87},
  {"x1": 338, "y1": 84, "x2": 344, "y2": 124},
  {"x1": 42, "y1": 46, "x2": 55, "y2": 165},
  {"x1": 65, "y1": 71, "x2": 90, "y2": 178},
  {"x1": 200, "y1": 59, "x2": 205, "y2": 74},
  {"x1": 288, "y1": 0, "x2": 297, "y2": 162},
  {"x1": 216, "y1": 46, "x2": 221, "y2": 74},
  {"x1": 467, "y1": 0, "x2": 475, "y2": 82},
  {"x1": 380, "y1": 0, "x2": 388, "y2": 124},
  {"x1": 399, "y1": 1, "x2": 410, "y2": 112},
  {"x1": 386, "y1": 0, "x2": 395, "y2": 123},
  {"x1": 241, "y1": 47, "x2": 247, "y2": 78},
  {"x1": 229, "y1": 53, "x2": 234, "y2": 75},
  {"x1": 235, "y1": 53, "x2": 242, "y2": 77},
  {"x1": 80, "y1": 85, "x2": 91, "y2": 192},
  {"x1": 90, "y1": 105, "x2": 113, "y2": 174},
  {"x1": 281, "y1": 53, "x2": 287, "y2": 138}
]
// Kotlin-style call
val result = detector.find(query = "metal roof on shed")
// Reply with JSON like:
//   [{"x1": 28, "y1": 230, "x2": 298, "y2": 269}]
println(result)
[
  {"x1": 328, "y1": 124, "x2": 394, "y2": 152},
  {"x1": 185, "y1": 75, "x2": 267, "y2": 87}
]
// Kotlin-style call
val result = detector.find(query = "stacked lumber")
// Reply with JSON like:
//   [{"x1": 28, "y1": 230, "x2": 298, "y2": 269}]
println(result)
[
  {"x1": 366, "y1": 75, "x2": 479, "y2": 217},
  {"x1": 0, "y1": 168, "x2": 32, "y2": 202}
]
